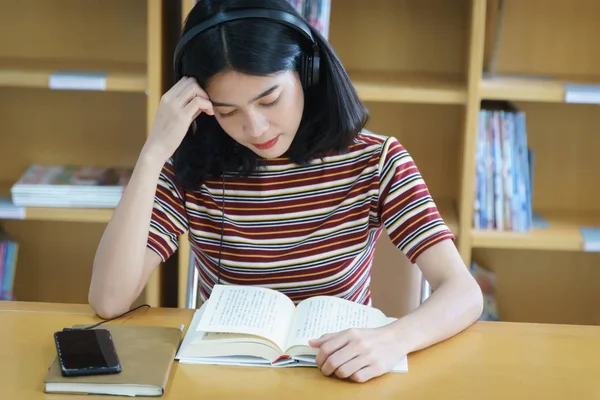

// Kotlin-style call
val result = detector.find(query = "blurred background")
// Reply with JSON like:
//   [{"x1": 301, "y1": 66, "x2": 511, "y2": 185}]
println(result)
[{"x1": 1, "y1": 0, "x2": 599, "y2": 327}]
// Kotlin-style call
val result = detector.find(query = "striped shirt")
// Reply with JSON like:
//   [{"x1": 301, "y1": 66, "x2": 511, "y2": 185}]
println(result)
[{"x1": 147, "y1": 130, "x2": 454, "y2": 305}]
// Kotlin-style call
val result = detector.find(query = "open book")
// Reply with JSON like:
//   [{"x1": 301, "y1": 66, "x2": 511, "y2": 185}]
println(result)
[{"x1": 176, "y1": 284, "x2": 408, "y2": 372}]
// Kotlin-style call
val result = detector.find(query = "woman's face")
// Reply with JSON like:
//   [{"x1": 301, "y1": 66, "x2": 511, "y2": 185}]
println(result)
[{"x1": 205, "y1": 69, "x2": 305, "y2": 159}]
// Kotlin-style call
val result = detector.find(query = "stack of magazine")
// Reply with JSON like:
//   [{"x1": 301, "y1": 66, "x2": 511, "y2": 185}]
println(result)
[{"x1": 11, "y1": 164, "x2": 132, "y2": 208}]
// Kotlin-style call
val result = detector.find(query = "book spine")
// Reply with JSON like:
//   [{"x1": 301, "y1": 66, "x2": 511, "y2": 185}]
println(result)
[
  {"x1": 0, "y1": 242, "x2": 5, "y2": 298},
  {"x1": 3, "y1": 242, "x2": 18, "y2": 300},
  {"x1": 492, "y1": 111, "x2": 504, "y2": 230}
]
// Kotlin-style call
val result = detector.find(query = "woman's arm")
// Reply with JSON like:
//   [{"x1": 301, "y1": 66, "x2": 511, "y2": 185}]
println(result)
[
  {"x1": 88, "y1": 153, "x2": 166, "y2": 319},
  {"x1": 88, "y1": 77, "x2": 214, "y2": 319},
  {"x1": 310, "y1": 136, "x2": 483, "y2": 382},
  {"x1": 384, "y1": 239, "x2": 484, "y2": 353},
  {"x1": 310, "y1": 239, "x2": 483, "y2": 382}
]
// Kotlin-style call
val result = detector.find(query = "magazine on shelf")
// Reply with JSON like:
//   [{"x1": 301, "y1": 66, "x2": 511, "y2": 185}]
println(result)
[
  {"x1": 10, "y1": 164, "x2": 132, "y2": 208},
  {"x1": 288, "y1": 0, "x2": 331, "y2": 39}
]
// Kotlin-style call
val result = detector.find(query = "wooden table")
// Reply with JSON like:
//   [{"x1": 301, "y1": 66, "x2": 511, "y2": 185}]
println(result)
[{"x1": 1, "y1": 301, "x2": 599, "y2": 399}]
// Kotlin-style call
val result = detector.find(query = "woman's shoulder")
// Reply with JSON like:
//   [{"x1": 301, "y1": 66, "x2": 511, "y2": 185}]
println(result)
[
  {"x1": 350, "y1": 129, "x2": 402, "y2": 151},
  {"x1": 340, "y1": 129, "x2": 406, "y2": 163},
  {"x1": 352, "y1": 129, "x2": 389, "y2": 146},
  {"x1": 304, "y1": 129, "x2": 405, "y2": 169}
]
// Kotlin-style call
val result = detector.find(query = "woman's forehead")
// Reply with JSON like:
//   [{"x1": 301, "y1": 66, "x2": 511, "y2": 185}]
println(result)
[{"x1": 206, "y1": 70, "x2": 297, "y2": 105}]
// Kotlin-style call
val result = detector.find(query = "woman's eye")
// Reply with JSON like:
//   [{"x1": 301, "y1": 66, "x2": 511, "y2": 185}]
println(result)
[
  {"x1": 218, "y1": 110, "x2": 236, "y2": 118},
  {"x1": 218, "y1": 95, "x2": 280, "y2": 117},
  {"x1": 262, "y1": 97, "x2": 280, "y2": 107}
]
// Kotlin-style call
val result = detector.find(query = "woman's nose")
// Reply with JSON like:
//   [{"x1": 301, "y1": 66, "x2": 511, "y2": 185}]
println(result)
[{"x1": 244, "y1": 110, "x2": 269, "y2": 138}]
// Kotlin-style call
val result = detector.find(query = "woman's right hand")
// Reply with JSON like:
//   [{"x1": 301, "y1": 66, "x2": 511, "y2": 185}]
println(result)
[{"x1": 142, "y1": 76, "x2": 215, "y2": 163}]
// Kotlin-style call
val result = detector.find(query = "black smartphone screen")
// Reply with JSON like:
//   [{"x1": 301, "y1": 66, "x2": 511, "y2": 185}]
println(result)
[{"x1": 54, "y1": 329, "x2": 121, "y2": 376}]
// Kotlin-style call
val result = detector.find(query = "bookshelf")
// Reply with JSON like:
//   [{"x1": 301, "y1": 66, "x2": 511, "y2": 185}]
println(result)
[
  {"x1": 0, "y1": 0, "x2": 170, "y2": 307},
  {"x1": 480, "y1": 75, "x2": 600, "y2": 103},
  {"x1": 465, "y1": 0, "x2": 600, "y2": 325},
  {"x1": 346, "y1": 71, "x2": 467, "y2": 105},
  {"x1": 0, "y1": 59, "x2": 147, "y2": 93},
  {"x1": 17, "y1": 208, "x2": 114, "y2": 225},
  {"x1": 174, "y1": 0, "x2": 600, "y2": 325}
]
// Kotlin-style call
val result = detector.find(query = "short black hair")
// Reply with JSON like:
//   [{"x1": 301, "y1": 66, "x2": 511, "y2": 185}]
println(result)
[{"x1": 172, "y1": 0, "x2": 368, "y2": 190}]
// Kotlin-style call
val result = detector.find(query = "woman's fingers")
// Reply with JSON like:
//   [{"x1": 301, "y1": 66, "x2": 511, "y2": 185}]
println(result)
[
  {"x1": 184, "y1": 96, "x2": 214, "y2": 120},
  {"x1": 161, "y1": 76, "x2": 215, "y2": 120},
  {"x1": 162, "y1": 76, "x2": 193, "y2": 103},
  {"x1": 176, "y1": 79, "x2": 214, "y2": 112},
  {"x1": 177, "y1": 82, "x2": 205, "y2": 106}
]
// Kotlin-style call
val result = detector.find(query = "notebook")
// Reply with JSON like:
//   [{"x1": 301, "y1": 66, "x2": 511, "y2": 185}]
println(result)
[{"x1": 44, "y1": 324, "x2": 183, "y2": 397}]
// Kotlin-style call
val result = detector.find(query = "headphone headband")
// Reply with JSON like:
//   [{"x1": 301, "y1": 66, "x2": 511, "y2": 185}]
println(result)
[{"x1": 173, "y1": 8, "x2": 320, "y2": 87}]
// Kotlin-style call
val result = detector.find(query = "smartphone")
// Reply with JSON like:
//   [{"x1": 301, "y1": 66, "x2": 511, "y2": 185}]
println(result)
[{"x1": 53, "y1": 329, "x2": 122, "y2": 377}]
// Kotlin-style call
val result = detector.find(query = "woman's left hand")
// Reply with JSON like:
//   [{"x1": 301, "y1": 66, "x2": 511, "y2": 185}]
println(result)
[{"x1": 308, "y1": 325, "x2": 406, "y2": 383}]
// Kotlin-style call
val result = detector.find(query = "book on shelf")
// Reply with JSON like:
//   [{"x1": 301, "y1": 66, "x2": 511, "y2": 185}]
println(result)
[
  {"x1": 470, "y1": 262, "x2": 499, "y2": 321},
  {"x1": 176, "y1": 284, "x2": 408, "y2": 373},
  {"x1": 473, "y1": 101, "x2": 536, "y2": 231},
  {"x1": 0, "y1": 226, "x2": 19, "y2": 301},
  {"x1": 10, "y1": 164, "x2": 132, "y2": 208},
  {"x1": 287, "y1": 0, "x2": 331, "y2": 39}
]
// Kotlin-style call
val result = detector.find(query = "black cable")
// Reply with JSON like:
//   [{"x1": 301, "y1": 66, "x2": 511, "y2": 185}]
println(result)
[
  {"x1": 62, "y1": 304, "x2": 151, "y2": 331},
  {"x1": 217, "y1": 147, "x2": 226, "y2": 285}
]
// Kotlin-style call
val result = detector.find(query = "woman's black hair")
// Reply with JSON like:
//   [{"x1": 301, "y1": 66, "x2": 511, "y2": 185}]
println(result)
[{"x1": 173, "y1": 0, "x2": 368, "y2": 190}]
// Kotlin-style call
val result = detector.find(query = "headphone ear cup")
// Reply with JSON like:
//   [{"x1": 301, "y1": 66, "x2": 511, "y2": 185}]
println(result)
[
  {"x1": 311, "y1": 54, "x2": 320, "y2": 87},
  {"x1": 299, "y1": 54, "x2": 310, "y2": 88},
  {"x1": 299, "y1": 53, "x2": 319, "y2": 88},
  {"x1": 299, "y1": 52, "x2": 320, "y2": 88}
]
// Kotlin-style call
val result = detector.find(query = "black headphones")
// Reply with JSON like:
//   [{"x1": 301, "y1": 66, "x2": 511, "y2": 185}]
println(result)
[{"x1": 173, "y1": 8, "x2": 321, "y2": 88}]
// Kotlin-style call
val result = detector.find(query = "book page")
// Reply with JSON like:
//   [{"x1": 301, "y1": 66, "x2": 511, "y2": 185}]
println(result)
[
  {"x1": 285, "y1": 296, "x2": 389, "y2": 350},
  {"x1": 196, "y1": 284, "x2": 295, "y2": 353}
]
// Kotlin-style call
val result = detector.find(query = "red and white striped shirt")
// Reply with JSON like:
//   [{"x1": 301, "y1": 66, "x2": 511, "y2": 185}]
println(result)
[{"x1": 147, "y1": 130, "x2": 454, "y2": 305}]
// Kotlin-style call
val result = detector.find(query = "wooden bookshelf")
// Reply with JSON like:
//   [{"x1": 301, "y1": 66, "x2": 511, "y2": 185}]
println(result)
[
  {"x1": 471, "y1": 210, "x2": 600, "y2": 251},
  {"x1": 22, "y1": 208, "x2": 114, "y2": 224},
  {"x1": 0, "y1": 58, "x2": 147, "y2": 93},
  {"x1": 460, "y1": 0, "x2": 600, "y2": 325},
  {"x1": 348, "y1": 71, "x2": 467, "y2": 104},
  {"x1": 0, "y1": 0, "x2": 170, "y2": 307},
  {"x1": 0, "y1": 0, "x2": 595, "y2": 326},
  {"x1": 480, "y1": 74, "x2": 600, "y2": 103}
]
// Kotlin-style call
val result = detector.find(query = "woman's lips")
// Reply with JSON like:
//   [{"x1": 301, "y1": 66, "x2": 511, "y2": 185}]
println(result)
[{"x1": 253, "y1": 136, "x2": 279, "y2": 150}]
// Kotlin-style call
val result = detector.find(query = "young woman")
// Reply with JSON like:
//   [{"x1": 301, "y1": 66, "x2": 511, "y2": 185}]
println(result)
[{"x1": 89, "y1": 0, "x2": 483, "y2": 383}]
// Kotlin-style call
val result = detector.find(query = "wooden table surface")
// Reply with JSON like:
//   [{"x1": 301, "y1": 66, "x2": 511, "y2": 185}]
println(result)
[{"x1": 1, "y1": 301, "x2": 599, "y2": 399}]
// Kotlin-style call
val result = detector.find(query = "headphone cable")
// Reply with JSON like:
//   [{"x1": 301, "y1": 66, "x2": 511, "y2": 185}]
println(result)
[{"x1": 217, "y1": 148, "x2": 225, "y2": 285}]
